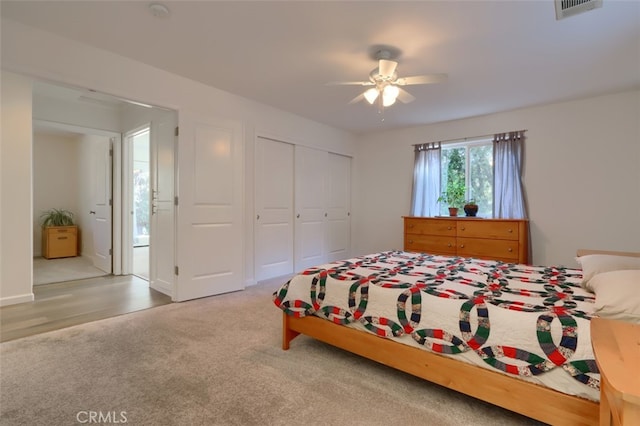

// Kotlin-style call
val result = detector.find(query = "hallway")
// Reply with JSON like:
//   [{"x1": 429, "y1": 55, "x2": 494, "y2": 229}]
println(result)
[{"x1": 0, "y1": 274, "x2": 171, "y2": 342}]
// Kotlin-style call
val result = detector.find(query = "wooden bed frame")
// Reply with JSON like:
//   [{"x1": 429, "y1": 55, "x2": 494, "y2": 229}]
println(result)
[{"x1": 280, "y1": 249, "x2": 639, "y2": 426}]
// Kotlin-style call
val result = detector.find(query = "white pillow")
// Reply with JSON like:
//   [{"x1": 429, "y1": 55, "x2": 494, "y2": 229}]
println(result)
[
  {"x1": 590, "y1": 269, "x2": 640, "y2": 324},
  {"x1": 576, "y1": 254, "x2": 640, "y2": 291}
]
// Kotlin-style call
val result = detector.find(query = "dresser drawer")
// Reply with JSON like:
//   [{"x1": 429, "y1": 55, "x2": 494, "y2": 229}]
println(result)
[
  {"x1": 405, "y1": 218, "x2": 456, "y2": 236},
  {"x1": 457, "y1": 237, "x2": 520, "y2": 261},
  {"x1": 46, "y1": 227, "x2": 78, "y2": 237},
  {"x1": 405, "y1": 235, "x2": 457, "y2": 255},
  {"x1": 42, "y1": 226, "x2": 78, "y2": 259},
  {"x1": 457, "y1": 220, "x2": 519, "y2": 241},
  {"x1": 403, "y1": 217, "x2": 528, "y2": 263}
]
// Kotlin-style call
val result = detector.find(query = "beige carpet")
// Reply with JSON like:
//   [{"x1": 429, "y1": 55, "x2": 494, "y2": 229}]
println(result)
[{"x1": 0, "y1": 278, "x2": 543, "y2": 426}]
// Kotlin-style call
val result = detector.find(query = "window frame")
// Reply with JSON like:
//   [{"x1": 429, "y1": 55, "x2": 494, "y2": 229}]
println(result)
[{"x1": 440, "y1": 137, "x2": 493, "y2": 216}]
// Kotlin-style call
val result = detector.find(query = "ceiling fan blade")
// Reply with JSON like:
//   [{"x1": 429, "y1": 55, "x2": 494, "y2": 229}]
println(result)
[
  {"x1": 378, "y1": 59, "x2": 398, "y2": 78},
  {"x1": 348, "y1": 92, "x2": 366, "y2": 104},
  {"x1": 326, "y1": 81, "x2": 374, "y2": 86},
  {"x1": 397, "y1": 87, "x2": 416, "y2": 104},
  {"x1": 395, "y1": 74, "x2": 448, "y2": 86}
]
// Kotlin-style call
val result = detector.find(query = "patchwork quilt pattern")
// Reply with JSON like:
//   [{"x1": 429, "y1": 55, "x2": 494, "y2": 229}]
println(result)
[{"x1": 273, "y1": 250, "x2": 600, "y2": 395}]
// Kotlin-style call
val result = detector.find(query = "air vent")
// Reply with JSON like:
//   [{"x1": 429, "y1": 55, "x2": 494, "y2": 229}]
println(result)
[{"x1": 555, "y1": 0, "x2": 603, "y2": 20}]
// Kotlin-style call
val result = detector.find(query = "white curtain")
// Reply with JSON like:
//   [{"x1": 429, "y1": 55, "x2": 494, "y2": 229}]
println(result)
[
  {"x1": 493, "y1": 131, "x2": 527, "y2": 219},
  {"x1": 411, "y1": 142, "x2": 441, "y2": 216}
]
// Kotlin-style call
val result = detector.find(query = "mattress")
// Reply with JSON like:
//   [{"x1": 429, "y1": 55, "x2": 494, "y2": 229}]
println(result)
[{"x1": 273, "y1": 250, "x2": 600, "y2": 401}]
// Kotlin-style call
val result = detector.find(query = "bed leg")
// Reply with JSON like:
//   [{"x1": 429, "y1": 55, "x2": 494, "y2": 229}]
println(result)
[{"x1": 282, "y1": 313, "x2": 300, "y2": 350}]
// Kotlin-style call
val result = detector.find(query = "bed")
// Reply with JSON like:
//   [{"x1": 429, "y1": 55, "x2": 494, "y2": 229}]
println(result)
[{"x1": 273, "y1": 249, "x2": 640, "y2": 425}]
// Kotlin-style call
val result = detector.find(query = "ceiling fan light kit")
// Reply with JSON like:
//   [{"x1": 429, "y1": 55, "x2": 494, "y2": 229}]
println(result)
[
  {"x1": 364, "y1": 87, "x2": 379, "y2": 104},
  {"x1": 329, "y1": 47, "x2": 448, "y2": 112},
  {"x1": 382, "y1": 84, "x2": 399, "y2": 107}
]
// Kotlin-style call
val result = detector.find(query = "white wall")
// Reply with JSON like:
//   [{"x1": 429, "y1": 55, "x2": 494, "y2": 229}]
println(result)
[
  {"x1": 0, "y1": 71, "x2": 34, "y2": 306},
  {"x1": 0, "y1": 19, "x2": 356, "y2": 304},
  {"x1": 32, "y1": 131, "x2": 81, "y2": 256},
  {"x1": 354, "y1": 89, "x2": 640, "y2": 267}
]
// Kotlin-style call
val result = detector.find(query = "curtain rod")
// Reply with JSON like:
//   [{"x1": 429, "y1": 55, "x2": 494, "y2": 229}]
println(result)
[{"x1": 412, "y1": 129, "x2": 527, "y2": 146}]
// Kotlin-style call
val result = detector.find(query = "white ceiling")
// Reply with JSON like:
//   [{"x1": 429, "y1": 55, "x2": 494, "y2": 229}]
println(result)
[{"x1": 2, "y1": 1, "x2": 639, "y2": 134}]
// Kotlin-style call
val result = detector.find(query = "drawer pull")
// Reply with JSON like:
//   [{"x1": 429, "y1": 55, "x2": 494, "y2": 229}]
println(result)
[
  {"x1": 57, "y1": 236, "x2": 68, "y2": 240},
  {"x1": 460, "y1": 226, "x2": 465, "y2": 231},
  {"x1": 508, "y1": 248, "x2": 513, "y2": 252},
  {"x1": 409, "y1": 224, "x2": 414, "y2": 228},
  {"x1": 447, "y1": 243, "x2": 452, "y2": 247},
  {"x1": 409, "y1": 240, "x2": 413, "y2": 244},
  {"x1": 447, "y1": 226, "x2": 452, "y2": 230},
  {"x1": 508, "y1": 229, "x2": 513, "y2": 233},
  {"x1": 460, "y1": 244, "x2": 465, "y2": 248}
]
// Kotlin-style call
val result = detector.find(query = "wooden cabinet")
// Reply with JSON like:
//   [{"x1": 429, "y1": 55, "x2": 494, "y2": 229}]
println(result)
[
  {"x1": 404, "y1": 217, "x2": 528, "y2": 263},
  {"x1": 42, "y1": 226, "x2": 78, "y2": 259},
  {"x1": 591, "y1": 318, "x2": 640, "y2": 426}
]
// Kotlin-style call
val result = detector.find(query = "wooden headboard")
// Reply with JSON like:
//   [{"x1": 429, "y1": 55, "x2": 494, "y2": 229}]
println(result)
[{"x1": 576, "y1": 249, "x2": 640, "y2": 258}]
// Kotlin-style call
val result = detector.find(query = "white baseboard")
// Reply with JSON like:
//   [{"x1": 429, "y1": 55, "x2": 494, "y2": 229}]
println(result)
[
  {"x1": 150, "y1": 281, "x2": 172, "y2": 298},
  {"x1": 0, "y1": 292, "x2": 35, "y2": 307}
]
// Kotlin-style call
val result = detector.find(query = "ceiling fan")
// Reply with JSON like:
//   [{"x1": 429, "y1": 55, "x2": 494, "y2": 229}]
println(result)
[{"x1": 328, "y1": 48, "x2": 447, "y2": 109}]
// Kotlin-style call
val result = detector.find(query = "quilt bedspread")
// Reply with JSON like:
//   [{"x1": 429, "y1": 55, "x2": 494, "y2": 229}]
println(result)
[{"x1": 273, "y1": 250, "x2": 600, "y2": 401}]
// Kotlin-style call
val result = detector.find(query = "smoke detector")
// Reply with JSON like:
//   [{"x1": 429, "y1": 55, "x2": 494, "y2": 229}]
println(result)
[{"x1": 555, "y1": 0, "x2": 602, "y2": 20}]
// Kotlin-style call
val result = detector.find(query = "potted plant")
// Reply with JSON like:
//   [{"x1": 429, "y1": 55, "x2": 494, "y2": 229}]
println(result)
[
  {"x1": 40, "y1": 208, "x2": 78, "y2": 259},
  {"x1": 40, "y1": 208, "x2": 75, "y2": 227},
  {"x1": 463, "y1": 199, "x2": 479, "y2": 217},
  {"x1": 437, "y1": 183, "x2": 466, "y2": 216}
]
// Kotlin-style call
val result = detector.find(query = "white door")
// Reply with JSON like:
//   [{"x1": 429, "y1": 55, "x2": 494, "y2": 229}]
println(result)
[
  {"x1": 149, "y1": 110, "x2": 177, "y2": 296},
  {"x1": 175, "y1": 113, "x2": 244, "y2": 301},
  {"x1": 255, "y1": 137, "x2": 294, "y2": 281},
  {"x1": 326, "y1": 153, "x2": 351, "y2": 262},
  {"x1": 90, "y1": 137, "x2": 113, "y2": 273},
  {"x1": 294, "y1": 146, "x2": 327, "y2": 271}
]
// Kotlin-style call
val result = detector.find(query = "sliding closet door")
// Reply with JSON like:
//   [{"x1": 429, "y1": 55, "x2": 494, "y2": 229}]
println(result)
[
  {"x1": 326, "y1": 153, "x2": 351, "y2": 262},
  {"x1": 294, "y1": 146, "x2": 327, "y2": 271},
  {"x1": 254, "y1": 137, "x2": 294, "y2": 281}
]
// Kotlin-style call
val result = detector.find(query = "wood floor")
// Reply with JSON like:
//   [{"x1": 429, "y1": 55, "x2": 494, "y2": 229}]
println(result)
[{"x1": 0, "y1": 275, "x2": 171, "y2": 343}]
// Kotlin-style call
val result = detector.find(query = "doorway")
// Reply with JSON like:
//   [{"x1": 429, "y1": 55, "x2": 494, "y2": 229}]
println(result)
[
  {"x1": 32, "y1": 122, "x2": 117, "y2": 285},
  {"x1": 31, "y1": 80, "x2": 177, "y2": 301}
]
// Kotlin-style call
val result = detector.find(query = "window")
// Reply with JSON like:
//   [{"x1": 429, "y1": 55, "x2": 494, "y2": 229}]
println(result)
[
  {"x1": 412, "y1": 131, "x2": 526, "y2": 220},
  {"x1": 439, "y1": 138, "x2": 493, "y2": 217}
]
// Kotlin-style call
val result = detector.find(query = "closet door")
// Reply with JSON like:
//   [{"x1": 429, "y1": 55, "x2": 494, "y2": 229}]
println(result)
[
  {"x1": 326, "y1": 153, "x2": 351, "y2": 262},
  {"x1": 255, "y1": 137, "x2": 294, "y2": 281},
  {"x1": 294, "y1": 146, "x2": 327, "y2": 271}
]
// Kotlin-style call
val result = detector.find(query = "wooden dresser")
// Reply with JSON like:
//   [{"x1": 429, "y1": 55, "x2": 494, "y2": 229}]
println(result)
[
  {"x1": 403, "y1": 216, "x2": 528, "y2": 263},
  {"x1": 42, "y1": 225, "x2": 79, "y2": 259}
]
